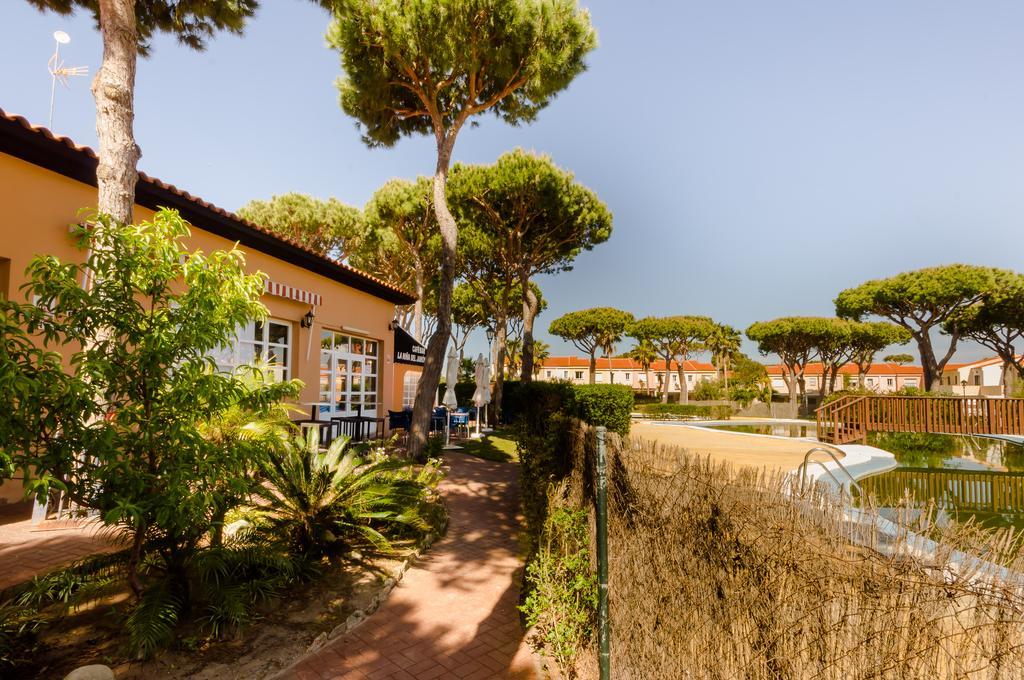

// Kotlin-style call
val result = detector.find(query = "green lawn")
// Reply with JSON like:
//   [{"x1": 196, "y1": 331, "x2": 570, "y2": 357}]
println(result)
[{"x1": 457, "y1": 429, "x2": 519, "y2": 463}]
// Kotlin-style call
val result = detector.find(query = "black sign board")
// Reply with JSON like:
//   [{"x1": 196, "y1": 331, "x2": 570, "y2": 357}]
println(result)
[{"x1": 394, "y1": 325, "x2": 426, "y2": 366}]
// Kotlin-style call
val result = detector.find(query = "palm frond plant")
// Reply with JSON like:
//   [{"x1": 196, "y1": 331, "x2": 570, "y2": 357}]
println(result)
[{"x1": 255, "y1": 428, "x2": 443, "y2": 560}]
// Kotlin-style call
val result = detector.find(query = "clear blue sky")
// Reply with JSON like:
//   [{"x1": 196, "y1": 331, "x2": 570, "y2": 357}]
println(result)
[{"x1": 3, "y1": 1, "x2": 1023, "y2": 363}]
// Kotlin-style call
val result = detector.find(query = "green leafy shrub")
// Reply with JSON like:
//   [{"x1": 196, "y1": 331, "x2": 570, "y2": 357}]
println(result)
[
  {"x1": 571, "y1": 384, "x2": 633, "y2": 435},
  {"x1": 691, "y1": 379, "x2": 725, "y2": 401},
  {"x1": 636, "y1": 403, "x2": 733, "y2": 420},
  {"x1": 503, "y1": 380, "x2": 574, "y2": 430},
  {"x1": 0, "y1": 209, "x2": 301, "y2": 609},
  {"x1": 0, "y1": 603, "x2": 44, "y2": 673},
  {"x1": 255, "y1": 429, "x2": 443, "y2": 559},
  {"x1": 521, "y1": 506, "x2": 598, "y2": 670}
]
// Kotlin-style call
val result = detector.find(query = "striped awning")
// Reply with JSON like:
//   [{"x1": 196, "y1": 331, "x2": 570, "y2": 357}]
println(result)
[{"x1": 265, "y1": 279, "x2": 322, "y2": 306}]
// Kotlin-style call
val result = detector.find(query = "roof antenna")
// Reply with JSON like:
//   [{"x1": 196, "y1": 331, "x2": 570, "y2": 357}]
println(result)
[{"x1": 47, "y1": 30, "x2": 88, "y2": 129}]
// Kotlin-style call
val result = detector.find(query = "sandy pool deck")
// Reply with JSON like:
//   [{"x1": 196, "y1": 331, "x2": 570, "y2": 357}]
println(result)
[{"x1": 630, "y1": 420, "x2": 827, "y2": 472}]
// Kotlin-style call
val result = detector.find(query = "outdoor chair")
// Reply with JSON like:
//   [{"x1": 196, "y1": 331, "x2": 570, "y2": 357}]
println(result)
[{"x1": 450, "y1": 410, "x2": 470, "y2": 439}]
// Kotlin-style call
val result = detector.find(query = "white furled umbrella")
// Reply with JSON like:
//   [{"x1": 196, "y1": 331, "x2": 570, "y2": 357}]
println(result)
[
  {"x1": 472, "y1": 353, "x2": 491, "y2": 437},
  {"x1": 442, "y1": 346, "x2": 460, "y2": 447},
  {"x1": 443, "y1": 346, "x2": 459, "y2": 409}
]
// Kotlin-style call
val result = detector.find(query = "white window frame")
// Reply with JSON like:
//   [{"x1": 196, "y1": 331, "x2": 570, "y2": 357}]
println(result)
[
  {"x1": 402, "y1": 372, "x2": 419, "y2": 409},
  {"x1": 215, "y1": 318, "x2": 292, "y2": 382},
  {"x1": 318, "y1": 330, "x2": 381, "y2": 417}
]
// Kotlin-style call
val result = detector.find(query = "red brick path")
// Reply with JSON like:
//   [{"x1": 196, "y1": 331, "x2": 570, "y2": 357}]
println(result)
[
  {"x1": 0, "y1": 502, "x2": 117, "y2": 592},
  {"x1": 277, "y1": 452, "x2": 539, "y2": 680}
]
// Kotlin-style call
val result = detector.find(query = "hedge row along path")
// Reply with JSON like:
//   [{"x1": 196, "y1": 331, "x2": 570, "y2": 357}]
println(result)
[{"x1": 277, "y1": 451, "x2": 539, "y2": 680}]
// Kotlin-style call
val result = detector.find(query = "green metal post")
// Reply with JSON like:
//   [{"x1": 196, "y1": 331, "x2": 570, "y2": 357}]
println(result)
[{"x1": 595, "y1": 426, "x2": 610, "y2": 680}]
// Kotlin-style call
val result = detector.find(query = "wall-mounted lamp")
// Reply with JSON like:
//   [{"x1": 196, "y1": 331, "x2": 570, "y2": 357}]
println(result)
[{"x1": 301, "y1": 308, "x2": 316, "y2": 329}]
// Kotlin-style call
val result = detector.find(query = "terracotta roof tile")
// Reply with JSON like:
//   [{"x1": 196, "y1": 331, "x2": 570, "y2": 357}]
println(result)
[
  {"x1": 766, "y1": 362, "x2": 924, "y2": 377},
  {"x1": 541, "y1": 356, "x2": 716, "y2": 372}
]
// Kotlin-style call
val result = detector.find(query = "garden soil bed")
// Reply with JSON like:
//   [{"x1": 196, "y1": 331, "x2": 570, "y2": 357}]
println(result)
[{"x1": 20, "y1": 549, "x2": 420, "y2": 680}]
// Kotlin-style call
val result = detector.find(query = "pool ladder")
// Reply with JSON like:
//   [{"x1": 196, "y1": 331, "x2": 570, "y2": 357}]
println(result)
[{"x1": 798, "y1": 446, "x2": 863, "y2": 496}]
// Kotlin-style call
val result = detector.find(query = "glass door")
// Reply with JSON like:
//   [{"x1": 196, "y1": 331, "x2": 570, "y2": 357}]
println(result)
[{"x1": 318, "y1": 331, "x2": 380, "y2": 423}]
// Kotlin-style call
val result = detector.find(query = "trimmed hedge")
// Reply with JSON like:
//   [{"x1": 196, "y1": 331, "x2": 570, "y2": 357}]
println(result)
[
  {"x1": 571, "y1": 384, "x2": 633, "y2": 435},
  {"x1": 636, "y1": 402, "x2": 733, "y2": 420},
  {"x1": 503, "y1": 381, "x2": 633, "y2": 435}
]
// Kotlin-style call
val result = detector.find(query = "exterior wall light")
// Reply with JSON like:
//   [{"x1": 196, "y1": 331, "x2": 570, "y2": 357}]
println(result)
[{"x1": 301, "y1": 308, "x2": 316, "y2": 329}]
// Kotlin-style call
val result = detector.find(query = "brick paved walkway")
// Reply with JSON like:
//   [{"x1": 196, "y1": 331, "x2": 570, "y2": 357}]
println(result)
[
  {"x1": 0, "y1": 502, "x2": 116, "y2": 592},
  {"x1": 277, "y1": 452, "x2": 539, "y2": 680}
]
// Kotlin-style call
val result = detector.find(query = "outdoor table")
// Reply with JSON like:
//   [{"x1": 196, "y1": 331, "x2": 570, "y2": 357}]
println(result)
[
  {"x1": 293, "y1": 404, "x2": 338, "y2": 445},
  {"x1": 332, "y1": 414, "x2": 386, "y2": 442}
]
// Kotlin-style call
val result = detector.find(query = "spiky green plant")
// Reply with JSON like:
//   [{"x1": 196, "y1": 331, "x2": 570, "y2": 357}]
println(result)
[{"x1": 255, "y1": 429, "x2": 442, "y2": 559}]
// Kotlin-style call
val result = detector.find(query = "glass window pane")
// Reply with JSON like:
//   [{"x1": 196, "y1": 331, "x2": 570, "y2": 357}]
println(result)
[
  {"x1": 350, "y1": 337, "x2": 364, "y2": 355},
  {"x1": 320, "y1": 331, "x2": 333, "y2": 350},
  {"x1": 365, "y1": 359, "x2": 377, "y2": 375},
  {"x1": 269, "y1": 321, "x2": 289, "y2": 345},
  {"x1": 335, "y1": 374, "x2": 347, "y2": 394},
  {"x1": 253, "y1": 321, "x2": 265, "y2": 342},
  {"x1": 364, "y1": 376, "x2": 377, "y2": 395},
  {"x1": 365, "y1": 340, "x2": 377, "y2": 357},
  {"x1": 236, "y1": 343, "x2": 255, "y2": 364},
  {"x1": 350, "y1": 375, "x2": 362, "y2": 391},
  {"x1": 336, "y1": 335, "x2": 350, "y2": 354}
]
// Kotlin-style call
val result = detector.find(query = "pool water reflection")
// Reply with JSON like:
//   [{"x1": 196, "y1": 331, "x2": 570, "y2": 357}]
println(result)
[{"x1": 706, "y1": 424, "x2": 1024, "y2": 531}]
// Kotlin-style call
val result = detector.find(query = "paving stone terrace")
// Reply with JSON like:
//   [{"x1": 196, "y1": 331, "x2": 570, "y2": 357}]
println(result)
[{"x1": 277, "y1": 451, "x2": 539, "y2": 680}]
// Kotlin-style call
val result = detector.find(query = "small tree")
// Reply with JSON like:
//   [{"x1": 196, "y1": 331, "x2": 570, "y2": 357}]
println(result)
[
  {"x1": 627, "y1": 339, "x2": 658, "y2": 396},
  {"x1": 550, "y1": 308, "x2": 634, "y2": 385},
  {"x1": 28, "y1": 0, "x2": 258, "y2": 223},
  {"x1": 238, "y1": 193, "x2": 363, "y2": 260},
  {"x1": 747, "y1": 317, "x2": 820, "y2": 406},
  {"x1": 353, "y1": 178, "x2": 440, "y2": 343},
  {"x1": 450, "y1": 150, "x2": 612, "y2": 381},
  {"x1": 835, "y1": 265, "x2": 999, "y2": 390},
  {"x1": 0, "y1": 209, "x2": 294, "y2": 603},
  {"x1": 705, "y1": 323, "x2": 741, "y2": 399},
  {"x1": 629, "y1": 316, "x2": 715, "y2": 404},
  {"x1": 884, "y1": 353, "x2": 914, "y2": 366},
  {"x1": 327, "y1": 0, "x2": 597, "y2": 457},
  {"x1": 948, "y1": 271, "x2": 1024, "y2": 395}
]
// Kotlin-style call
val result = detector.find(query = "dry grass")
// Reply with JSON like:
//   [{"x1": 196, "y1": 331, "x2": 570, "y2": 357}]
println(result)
[{"x1": 537, "y1": 422, "x2": 1024, "y2": 679}]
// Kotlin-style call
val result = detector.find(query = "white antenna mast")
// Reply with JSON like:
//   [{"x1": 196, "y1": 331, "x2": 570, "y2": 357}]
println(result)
[{"x1": 47, "y1": 31, "x2": 88, "y2": 129}]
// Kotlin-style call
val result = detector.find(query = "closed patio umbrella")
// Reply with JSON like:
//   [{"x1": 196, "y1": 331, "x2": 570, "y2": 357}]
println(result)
[
  {"x1": 472, "y1": 353, "x2": 491, "y2": 437},
  {"x1": 442, "y1": 346, "x2": 460, "y2": 447}
]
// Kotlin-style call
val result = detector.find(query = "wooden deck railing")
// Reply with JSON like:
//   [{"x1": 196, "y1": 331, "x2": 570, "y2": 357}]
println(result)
[
  {"x1": 859, "y1": 467, "x2": 1024, "y2": 515},
  {"x1": 816, "y1": 395, "x2": 1024, "y2": 445}
]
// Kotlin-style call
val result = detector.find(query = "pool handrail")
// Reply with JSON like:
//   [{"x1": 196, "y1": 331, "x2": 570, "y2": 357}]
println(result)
[{"x1": 799, "y1": 446, "x2": 863, "y2": 496}]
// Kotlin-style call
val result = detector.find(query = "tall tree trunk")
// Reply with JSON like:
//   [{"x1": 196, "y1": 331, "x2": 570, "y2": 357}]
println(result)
[
  {"x1": 413, "y1": 267, "x2": 424, "y2": 343},
  {"x1": 408, "y1": 137, "x2": 457, "y2": 458},
  {"x1": 519, "y1": 274, "x2": 539, "y2": 382},
  {"x1": 589, "y1": 350, "x2": 597, "y2": 385},
  {"x1": 492, "y1": 314, "x2": 508, "y2": 425},
  {"x1": 676, "y1": 362, "x2": 689, "y2": 404},
  {"x1": 661, "y1": 354, "x2": 671, "y2": 403},
  {"x1": 723, "y1": 356, "x2": 730, "y2": 399},
  {"x1": 784, "y1": 367, "x2": 798, "y2": 407},
  {"x1": 93, "y1": 0, "x2": 140, "y2": 225}
]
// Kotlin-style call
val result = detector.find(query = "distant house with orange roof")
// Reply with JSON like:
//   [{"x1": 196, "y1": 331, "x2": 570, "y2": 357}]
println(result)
[
  {"x1": 765, "y1": 362, "x2": 924, "y2": 395},
  {"x1": 537, "y1": 356, "x2": 717, "y2": 393},
  {"x1": 938, "y1": 356, "x2": 1020, "y2": 396}
]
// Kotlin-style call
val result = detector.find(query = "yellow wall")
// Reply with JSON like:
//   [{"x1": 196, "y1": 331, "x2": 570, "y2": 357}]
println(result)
[{"x1": 0, "y1": 152, "x2": 409, "y2": 503}]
